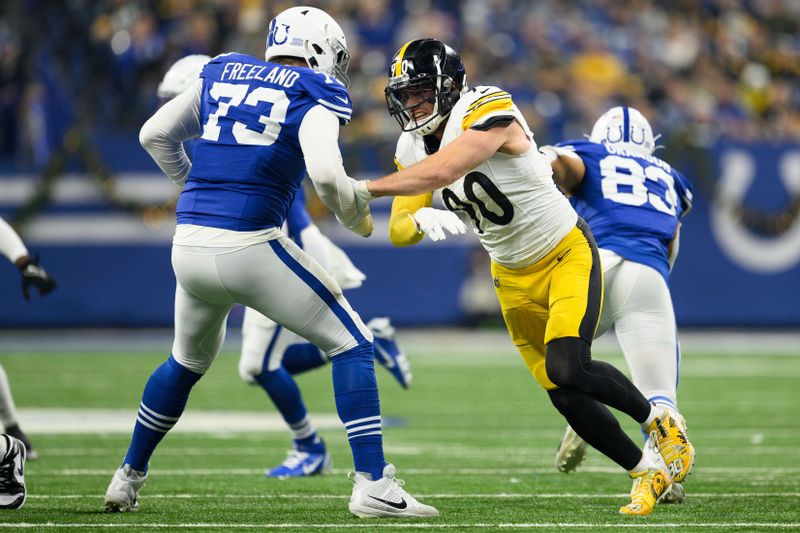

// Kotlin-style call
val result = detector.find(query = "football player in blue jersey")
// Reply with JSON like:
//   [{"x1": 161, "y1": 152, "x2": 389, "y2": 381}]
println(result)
[
  {"x1": 157, "y1": 55, "x2": 412, "y2": 481},
  {"x1": 104, "y1": 7, "x2": 437, "y2": 518},
  {"x1": 541, "y1": 106, "x2": 694, "y2": 503},
  {"x1": 0, "y1": 217, "x2": 57, "y2": 462}
]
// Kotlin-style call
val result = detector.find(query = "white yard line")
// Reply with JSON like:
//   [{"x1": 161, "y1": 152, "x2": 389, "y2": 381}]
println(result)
[
  {"x1": 40, "y1": 445, "x2": 800, "y2": 457},
  {"x1": 3, "y1": 522, "x2": 799, "y2": 529},
  {"x1": 25, "y1": 492, "x2": 800, "y2": 499},
  {"x1": 37, "y1": 466, "x2": 800, "y2": 476}
]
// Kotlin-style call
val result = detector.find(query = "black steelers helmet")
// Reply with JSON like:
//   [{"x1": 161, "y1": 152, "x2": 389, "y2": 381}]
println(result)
[{"x1": 385, "y1": 38, "x2": 467, "y2": 136}]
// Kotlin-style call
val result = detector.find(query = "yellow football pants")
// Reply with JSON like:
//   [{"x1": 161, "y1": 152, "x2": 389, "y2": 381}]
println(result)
[{"x1": 491, "y1": 219, "x2": 603, "y2": 389}]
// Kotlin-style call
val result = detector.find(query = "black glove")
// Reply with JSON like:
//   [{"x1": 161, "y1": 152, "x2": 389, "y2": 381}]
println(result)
[{"x1": 19, "y1": 257, "x2": 57, "y2": 300}]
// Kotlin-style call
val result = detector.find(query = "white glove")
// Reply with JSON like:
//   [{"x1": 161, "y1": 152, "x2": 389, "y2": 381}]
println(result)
[
  {"x1": 300, "y1": 225, "x2": 366, "y2": 289},
  {"x1": 412, "y1": 207, "x2": 467, "y2": 242},
  {"x1": 337, "y1": 179, "x2": 374, "y2": 237}
]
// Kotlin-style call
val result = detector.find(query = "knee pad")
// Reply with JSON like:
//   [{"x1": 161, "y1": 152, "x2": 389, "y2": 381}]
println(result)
[{"x1": 544, "y1": 337, "x2": 592, "y2": 389}]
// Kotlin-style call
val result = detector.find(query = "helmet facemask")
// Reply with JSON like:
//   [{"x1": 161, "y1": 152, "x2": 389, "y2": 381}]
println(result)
[{"x1": 386, "y1": 75, "x2": 456, "y2": 136}]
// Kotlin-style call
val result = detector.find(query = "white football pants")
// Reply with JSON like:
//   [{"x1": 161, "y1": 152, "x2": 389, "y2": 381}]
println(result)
[
  {"x1": 171, "y1": 234, "x2": 372, "y2": 374},
  {"x1": 595, "y1": 249, "x2": 680, "y2": 410},
  {"x1": 238, "y1": 224, "x2": 364, "y2": 382}
]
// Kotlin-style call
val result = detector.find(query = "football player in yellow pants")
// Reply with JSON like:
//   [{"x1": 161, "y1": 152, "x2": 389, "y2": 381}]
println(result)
[{"x1": 351, "y1": 38, "x2": 695, "y2": 515}]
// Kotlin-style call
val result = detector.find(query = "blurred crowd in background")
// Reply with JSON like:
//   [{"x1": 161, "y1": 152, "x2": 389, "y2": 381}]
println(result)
[{"x1": 1, "y1": 0, "x2": 798, "y2": 174}]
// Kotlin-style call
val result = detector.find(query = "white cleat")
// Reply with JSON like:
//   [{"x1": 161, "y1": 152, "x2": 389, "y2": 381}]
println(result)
[
  {"x1": 0, "y1": 435, "x2": 27, "y2": 510},
  {"x1": 661, "y1": 482, "x2": 686, "y2": 504},
  {"x1": 555, "y1": 425, "x2": 589, "y2": 473},
  {"x1": 104, "y1": 464, "x2": 147, "y2": 512},
  {"x1": 348, "y1": 463, "x2": 439, "y2": 518}
]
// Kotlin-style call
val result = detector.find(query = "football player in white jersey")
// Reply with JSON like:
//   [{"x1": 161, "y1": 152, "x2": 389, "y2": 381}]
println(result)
[
  {"x1": 0, "y1": 217, "x2": 57, "y2": 461},
  {"x1": 104, "y1": 7, "x2": 436, "y2": 519},
  {"x1": 541, "y1": 107, "x2": 694, "y2": 503},
  {"x1": 156, "y1": 54, "x2": 412, "y2": 480},
  {"x1": 351, "y1": 38, "x2": 696, "y2": 515}
]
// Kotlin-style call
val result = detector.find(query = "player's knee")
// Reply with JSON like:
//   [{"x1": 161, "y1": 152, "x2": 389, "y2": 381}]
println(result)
[
  {"x1": 544, "y1": 337, "x2": 591, "y2": 388},
  {"x1": 238, "y1": 356, "x2": 262, "y2": 384},
  {"x1": 171, "y1": 350, "x2": 211, "y2": 375}
]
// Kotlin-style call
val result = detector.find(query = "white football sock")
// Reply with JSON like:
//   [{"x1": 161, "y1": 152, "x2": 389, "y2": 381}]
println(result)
[{"x1": 0, "y1": 365, "x2": 19, "y2": 428}]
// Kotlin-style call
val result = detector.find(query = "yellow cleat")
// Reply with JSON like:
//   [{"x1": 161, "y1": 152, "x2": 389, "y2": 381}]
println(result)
[
  {"x1": 646, "y1": 409, "x2": 695, "y2": 483},
  {"x1": 619, "y1": 468, "x2": 671, "y2": 515}
]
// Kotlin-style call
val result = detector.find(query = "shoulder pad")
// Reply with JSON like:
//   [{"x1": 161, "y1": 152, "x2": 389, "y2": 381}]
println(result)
[{"x1": 299, "y1": 70, "x2": 352, "y2": 124}]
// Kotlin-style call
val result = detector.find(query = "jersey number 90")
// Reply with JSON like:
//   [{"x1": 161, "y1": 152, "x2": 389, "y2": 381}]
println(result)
[
  {"x1": 442, "y1": 172, "x2": 514, "y2": 233},
  {"x1": 599, "y1": 155, "x2": 678, "y2": 216},
  {"x1": 201, "y1": 82, "x2": 289, "y2": 146}
]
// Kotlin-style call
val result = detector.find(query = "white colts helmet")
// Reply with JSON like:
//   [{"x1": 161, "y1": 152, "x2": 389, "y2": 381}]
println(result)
[
  {"x1": 157, "y1": 54, "x2": 211, "y2": 99},
  {"x1": 265, "y1": 6, "x2": 351, "y2": 87},
  {"x1": 589, "y1": 106, "x2": 658, "y2": 155}
]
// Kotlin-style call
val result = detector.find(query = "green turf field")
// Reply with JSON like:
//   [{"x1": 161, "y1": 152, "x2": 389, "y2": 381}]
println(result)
[{"x1": 0, "y1": 336, "x2": 798, "y2": 531}]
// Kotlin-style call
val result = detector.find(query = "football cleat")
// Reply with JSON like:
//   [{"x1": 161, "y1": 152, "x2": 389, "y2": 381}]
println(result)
[
  {"x1": 368, "y1": 317, "x2": 412, "y2": 389},
  {"x1": 555, "y1": 425, "x2": 589, "y2": 473},
  {"x1": 661, "y1": 482, "x2": 686, "y2": 504},
  {"x1": 0, "y1": 435, "x2": 26, "y2": 510},
  {"x1": 619, "y1": 467, "x2": 671, "y2": 515},
  {"x1": 349, "y1": 463, "x2": 439, "y2": 518},
  {"x1": 104, "y1": 464, "x2": 147, "y2": 512},
  {"x1": 5, "y1": 425, "x2": 37, "y2": 461},
  {"x1": 645, "y1": 408, "x2": 695, "y2": 483},
  {"x1": 266, "y1": 447, "x2": 332, "y2": 479}
]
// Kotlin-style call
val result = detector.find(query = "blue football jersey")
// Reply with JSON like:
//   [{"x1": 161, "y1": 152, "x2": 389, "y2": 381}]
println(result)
[
  {"x1": 556, "y1": 140, "x2": 693, "y2": 280},
  {"x1": 177, "y1": 53, "x2": 352, "y2": 231}
]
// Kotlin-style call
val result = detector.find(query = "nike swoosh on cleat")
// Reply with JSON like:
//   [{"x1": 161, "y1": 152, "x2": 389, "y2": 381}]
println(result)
[
  {"x1": 302, "y1": 456, "x2": 325, "y2": 475},
  {"x1": 368, "y1": 495, "x2": 407, "y2": 510}
]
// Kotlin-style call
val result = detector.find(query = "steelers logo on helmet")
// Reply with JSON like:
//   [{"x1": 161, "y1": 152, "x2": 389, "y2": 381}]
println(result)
[{"x1": 385, "y1": 39, "x2": 467, "y2": 136}]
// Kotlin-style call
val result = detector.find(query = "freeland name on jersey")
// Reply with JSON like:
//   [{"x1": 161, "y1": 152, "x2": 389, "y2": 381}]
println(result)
[{"x1": 220, "y1": 62, "x2": 300, "y2": 88}]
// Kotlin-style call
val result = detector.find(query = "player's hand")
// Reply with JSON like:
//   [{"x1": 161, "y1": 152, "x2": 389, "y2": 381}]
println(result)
[
  {"x1": 348, "y1": 212, "x2": 373, "y2": 238},
  {"x1": 412, "y1": 207, "x2": 467, "y2": 242},
  {"x1": 19, "y1": 257, "x2": 57, "y2": 301},
  {"x1": 353, "y1": 179, "x2": 374, "y2": 215}
]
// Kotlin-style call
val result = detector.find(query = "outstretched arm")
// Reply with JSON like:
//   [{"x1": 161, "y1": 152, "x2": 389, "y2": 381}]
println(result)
[
  {"x1": 299, "y1": 105, "x2": 372, "y2": 237},
  {"x1": 0, "y1": 217, "x2": 28, "y2": 265},
  {"x1": 364, "y1": 123, "x2": 526, "y2": 198}
]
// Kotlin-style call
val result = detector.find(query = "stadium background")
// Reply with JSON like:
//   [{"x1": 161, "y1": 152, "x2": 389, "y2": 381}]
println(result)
[
  {"x1": 0, "y1": 1, "x2": 799, "y2": 530},
  {"x1": 0, "y1": 0, "x2": 799, "y2": 329}
]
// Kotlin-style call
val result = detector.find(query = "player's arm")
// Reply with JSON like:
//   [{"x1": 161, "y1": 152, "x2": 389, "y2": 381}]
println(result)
[
  {"x1": 0, "y1": 217, "x2": 28, "y2": 265},
  {"x1": 364, "y1": 123, "x2": 526, "y2": 198},
  {"x1": 539, "y1": 145, "x2": 586, "y2": 194},
  {"x1": 299, "y1": 105, "x2": 372, "y2": 237},
  {"x1": 667, "y1": 224, "x2": 682, "y2": 271},
  {"x1": 0, "y1": 217, "x2": 56, "y2": 299},
  {"x1": 389, "y1": 193, "x2": 432, "y2": 246},
  {"x1": 139, "y1": 79, "x2": 202, "y2": 186}
]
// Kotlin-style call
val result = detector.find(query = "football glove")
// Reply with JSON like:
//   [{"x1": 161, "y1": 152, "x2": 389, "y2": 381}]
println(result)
[
  {"x1": 412, "y1": 207, "x2": 467, "y2": 242},
  {"x1": 19, "y1": 257, "x2": 56, "y2": 301}
]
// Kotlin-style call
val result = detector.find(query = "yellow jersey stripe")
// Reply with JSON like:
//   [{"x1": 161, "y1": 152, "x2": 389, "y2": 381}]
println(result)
[
  {"x1": 466, "y1": 91, "x2": 510, "y2": 112},
  {"x1": 394, "y1": 158, "x2": 405, "y2": 171},
  {"x1": 462, "y1": 98, "x2": 514, "y2": 130},
  {"x1": 394, "y1": 41, "x2": 415, "y2": 77}
]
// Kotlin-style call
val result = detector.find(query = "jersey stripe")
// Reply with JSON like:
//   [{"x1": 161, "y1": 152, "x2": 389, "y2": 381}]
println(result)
[
  {"x1": 394, "y1": 40, "x2": 415, "y2": 76},
  {"x1": 316, "y1": 98, "x2": 352, "y2": 115},
  {"x1": 461, "y1": 97, "x2": 514, "y2": 130},
  {"x1": 393, "y1": 158, "x2": 405, "y2": 171},
  {"x1": 466, "y1": 91, "x2": 510, "y2": 112}
]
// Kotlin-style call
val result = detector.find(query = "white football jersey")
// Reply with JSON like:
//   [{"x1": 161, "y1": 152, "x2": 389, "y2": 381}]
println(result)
[{"x1": 394, "y1": 85, "x2": 577, "y2": 268}]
